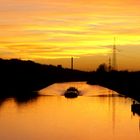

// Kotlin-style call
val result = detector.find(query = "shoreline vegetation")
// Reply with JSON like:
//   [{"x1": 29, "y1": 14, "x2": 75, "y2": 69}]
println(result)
[
  {"x1": 0, "y1": 58, "x2": 88, "y2": 101},
  {"x1": 0, "y1": 58, "x2": 140, "y2": 102},
  {"x1": 88, "y1": 71, "x2": 140, "y2": 102}
]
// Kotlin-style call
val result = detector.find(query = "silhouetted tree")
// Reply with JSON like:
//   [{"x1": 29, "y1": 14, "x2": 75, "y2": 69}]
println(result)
[{"x1": 96, "y1": 63, "x2": 108, "y2": 73}]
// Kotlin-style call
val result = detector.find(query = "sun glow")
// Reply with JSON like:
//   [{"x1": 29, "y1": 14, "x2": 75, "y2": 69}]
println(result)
[{"x1": 0, "y1": 0, "x2": 140, "y2": 70}]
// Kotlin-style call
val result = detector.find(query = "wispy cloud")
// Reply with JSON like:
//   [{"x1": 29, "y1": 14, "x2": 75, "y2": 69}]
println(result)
[{"x1": 0, "y1": 0, "x2": 140, "y2": 70}]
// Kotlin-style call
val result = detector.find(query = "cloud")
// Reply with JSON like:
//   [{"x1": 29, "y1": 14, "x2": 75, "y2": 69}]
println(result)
[
  {"x1": 0, "y1": 0, "x2": 140, "y2": 70},
  {"x1": 2, "y1": 43, "x2": 111, "y2": 60}
]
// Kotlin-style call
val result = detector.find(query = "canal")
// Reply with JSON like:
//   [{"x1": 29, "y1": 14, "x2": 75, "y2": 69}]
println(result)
[{"x1": 0, "y1": 82, "x2": 139, "y2": 140}]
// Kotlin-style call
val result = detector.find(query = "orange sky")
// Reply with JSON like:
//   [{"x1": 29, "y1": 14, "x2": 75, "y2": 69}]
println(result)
[{"x1": 0, "y1": 0, "x2": 140, "y2": 71}]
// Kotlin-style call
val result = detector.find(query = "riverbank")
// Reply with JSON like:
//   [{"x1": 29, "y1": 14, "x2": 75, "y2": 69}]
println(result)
[
  {"x1": 0, "y1": 58, "x2": 88, "y2": 97},
  {"x1": 0, "y1": 58, "x2": 140, "y2": 103},
  {"x1": 87, "y1": 71, "x2": 140, "y2": 102}
]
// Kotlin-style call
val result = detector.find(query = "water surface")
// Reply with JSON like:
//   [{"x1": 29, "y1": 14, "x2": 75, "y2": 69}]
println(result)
[{"x1": 0, "y1": 82, "x2": 139, "y2": 140}]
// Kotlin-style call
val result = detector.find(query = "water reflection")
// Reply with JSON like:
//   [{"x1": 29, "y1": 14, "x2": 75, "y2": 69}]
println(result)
[
  {"x1": 39, "y1": 82, "x2": 119, "y2": 97},
  {"x1": 0, "y1": 91, "x2": 39, "y2": 107},
  {"x1": 0, "y1": 82, "x2": 139, "y2": 140}
]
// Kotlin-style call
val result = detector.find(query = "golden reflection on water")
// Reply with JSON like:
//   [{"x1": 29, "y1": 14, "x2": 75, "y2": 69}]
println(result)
[
  {"x1": 0, "y1": 82, "x2": 140, "y2": 140},
  {"x1": 39, "y1": 81, "x2": 119, "y2": 96}
]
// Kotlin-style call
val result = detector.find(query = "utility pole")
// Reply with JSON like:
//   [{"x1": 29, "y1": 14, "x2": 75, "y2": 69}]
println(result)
[
  {"x1": 108, "y1": 57, "x2": 111, "y2": 72},
  {"x1": 71, "y1": 57, "x2": 73, "y2": 70},
  {"x1": 112, "y1": 37, "x2": 117, "y2": 70}
]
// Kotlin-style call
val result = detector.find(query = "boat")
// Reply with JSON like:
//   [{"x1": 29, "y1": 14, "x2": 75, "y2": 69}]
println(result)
[
  {"x1": 131, "y1": 101, "x2": 140, "y2": 116},
  {"x1": 64, "y1": 87, "x2": 79, "y2": 98}
]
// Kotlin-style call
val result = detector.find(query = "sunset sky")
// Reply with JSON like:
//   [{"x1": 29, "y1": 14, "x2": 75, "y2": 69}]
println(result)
[{"x1": 0, "y1": 0, "x2": 140, "y2": 71}]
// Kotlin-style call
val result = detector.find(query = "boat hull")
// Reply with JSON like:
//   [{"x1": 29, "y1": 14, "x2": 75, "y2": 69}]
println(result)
[{"x1": 64, "y1": 87, "x2": 79, "y2": 98}]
